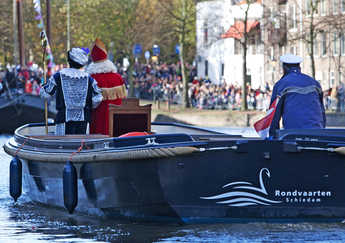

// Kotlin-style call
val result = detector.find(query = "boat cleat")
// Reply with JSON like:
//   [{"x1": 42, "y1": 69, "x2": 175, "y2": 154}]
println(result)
[{"x1": 145, "y1": 137, "x2": 158, "y2": 145}]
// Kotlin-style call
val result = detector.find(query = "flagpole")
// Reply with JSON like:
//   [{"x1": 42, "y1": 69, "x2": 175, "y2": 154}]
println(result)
[
  {"x1": 67, "y1": 0, "x2": 70, "y2": 51},
  {"x1": 40, "y1": 31, "x2": 48, "y2": 135},
  {"x1": 13, "y1": 0, "x2": 18, "y2": 94}
]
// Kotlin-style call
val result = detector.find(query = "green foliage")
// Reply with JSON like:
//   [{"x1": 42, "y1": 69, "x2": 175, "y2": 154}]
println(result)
[
  {"x1": 0, "y1": 0, "x2": 14, "y2": 64},
  {"x1": 1, "y1": 0, "x2": 196, "y2": 67}
]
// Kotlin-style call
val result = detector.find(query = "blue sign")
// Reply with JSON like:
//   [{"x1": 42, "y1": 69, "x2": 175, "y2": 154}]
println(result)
[
  {"x1": 145, "y1": 51, "x2": 150, "y2": 59},
  {"x1": 132, "y1": 44, "x2": 142, "y2": 58},
  {"x1": 153, "y1": 44, "x2": 160, "y2": 56},
  {"x1": 175, "y1": 44, "x2": 180, "y2": 54}
]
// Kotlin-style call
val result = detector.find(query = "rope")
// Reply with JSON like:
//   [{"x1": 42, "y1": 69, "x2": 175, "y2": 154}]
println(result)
[
  {"x1": 334, "y1": 147, "x2": 345, "y2": 155},
  {"x1": 14, "y1": 136, "x2": 31, "y2": 156},
  {"x1": 4, "y1": 146, "x2": 200, "y2": 163},
  {"x1": 68, "y1": 140, "x2": 85, "y2": 162}
]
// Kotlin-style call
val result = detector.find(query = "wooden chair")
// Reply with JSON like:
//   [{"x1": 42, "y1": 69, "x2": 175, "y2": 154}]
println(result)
[{"x1": 108, "y1": 98, "x2": 152, "y2": 137}]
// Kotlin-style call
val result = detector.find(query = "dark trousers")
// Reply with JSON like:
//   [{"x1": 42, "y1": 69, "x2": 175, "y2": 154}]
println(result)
[{"x1": 65, "y1": 121, "x2": 87, "y2": 134}]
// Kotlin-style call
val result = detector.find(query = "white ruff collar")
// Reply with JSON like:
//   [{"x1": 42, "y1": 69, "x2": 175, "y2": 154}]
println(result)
[
  {"x1": 59, "y1": 68, "x2": 88, "y2": 79},
  {"x1": 86, "y1": 60, "x2": 118, "y2": 75}
]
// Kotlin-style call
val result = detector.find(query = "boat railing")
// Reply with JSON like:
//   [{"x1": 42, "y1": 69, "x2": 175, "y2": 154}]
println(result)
[
  {"x1": 29, "y1": 134, "x2": 109, "y2": 141},
  {"x1": 277, "y1": 128, "x2": 345, "y2": 142}
]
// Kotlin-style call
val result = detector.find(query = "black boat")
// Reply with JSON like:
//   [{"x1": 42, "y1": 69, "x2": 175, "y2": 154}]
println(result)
[
  {"x1": 3, "y1": 98, "x2": 345, "y2": 224},
  {"x1": 0, "y1": 91, "x2": 56, "y2": 134}
]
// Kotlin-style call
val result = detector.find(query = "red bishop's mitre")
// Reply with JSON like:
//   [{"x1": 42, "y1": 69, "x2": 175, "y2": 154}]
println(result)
[{"x1": 90, "y1": 38, "x2": 107, "y2": 63}]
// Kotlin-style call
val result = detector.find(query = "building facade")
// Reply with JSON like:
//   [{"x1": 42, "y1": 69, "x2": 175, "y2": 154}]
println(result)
[
  {"x1": 196, "y1": 0, "x2": 345, "y2": 91},
  {"x1": 196, "y1": 0, "x2": 265, "y2": 88}
]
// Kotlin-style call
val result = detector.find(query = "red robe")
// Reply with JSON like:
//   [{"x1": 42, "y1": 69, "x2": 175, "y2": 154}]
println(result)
[{"x1": 89, "y1": 72, "x2": 126, "y2": 135}]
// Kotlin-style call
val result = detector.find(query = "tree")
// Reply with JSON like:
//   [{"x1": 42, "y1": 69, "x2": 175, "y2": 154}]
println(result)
[
  {"x1": 104, "y1": 0, "x2": 160, "y2": 97},
  {"x1": 287, "y1": 0, "x2": 329, "y2": 80},
  {"x1": 1, "y1": 0, "x2": 194, "y2": 81},
  {"x1": 227, "y1": 0, "x2": 262, "y2": 111},
  {"x1": 328, "y1": 1, "x2": 345, "y2": 83},
  {"x1": 158, "y1": 0, "x2": 197, "y2": 108},
  {"x1": 0, "y1": 0, "x2": 14, "y2": 65}
]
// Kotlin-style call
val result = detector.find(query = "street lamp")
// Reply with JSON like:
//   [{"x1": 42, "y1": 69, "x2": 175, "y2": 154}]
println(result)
[{"x1": 270, "y1": 57, "x2": 277, "y2": 86}]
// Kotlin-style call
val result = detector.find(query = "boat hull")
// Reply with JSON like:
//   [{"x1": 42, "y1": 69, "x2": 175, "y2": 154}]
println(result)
[
  {"x1": 5, "y1": 123, "x2": 345, "y2": 224},
  {"x1": 0, "y1": 94, "x2": 56, "y2": 134},
  {"x1": 16, "y1": 138, "x2": 345, "y2": 224}
]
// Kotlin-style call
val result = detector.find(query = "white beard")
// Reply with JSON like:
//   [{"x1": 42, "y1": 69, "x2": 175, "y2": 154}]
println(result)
[{"x1": 86, "y1": 60, "x2": 118, "y2": 75}]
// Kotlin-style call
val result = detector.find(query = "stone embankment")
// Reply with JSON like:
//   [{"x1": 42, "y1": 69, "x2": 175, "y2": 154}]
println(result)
[
  {"x1": 152, "y1": 109, "x2": 265, "y2": 127},
  {"x1": 145, "y1": 101, "x2": 345, "y2": 127}
]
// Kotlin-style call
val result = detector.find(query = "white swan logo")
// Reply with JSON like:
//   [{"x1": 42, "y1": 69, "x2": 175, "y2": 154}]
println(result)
[{"x1": 200, "y1": 168, "x2": 282, "y2": 207}]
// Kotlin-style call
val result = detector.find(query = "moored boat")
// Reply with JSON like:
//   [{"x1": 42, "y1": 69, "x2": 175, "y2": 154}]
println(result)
[
  {"x1": 3, "y1": 98, "x2": 345, "y2": 224},
  {"x1": 0, "y1": 92, "x2": 56, "y2": 134}
]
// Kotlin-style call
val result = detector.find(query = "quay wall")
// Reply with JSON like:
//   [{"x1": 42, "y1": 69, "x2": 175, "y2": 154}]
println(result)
[{"x1": 151, "y1": 110, "x2": 345, "y2": 128}]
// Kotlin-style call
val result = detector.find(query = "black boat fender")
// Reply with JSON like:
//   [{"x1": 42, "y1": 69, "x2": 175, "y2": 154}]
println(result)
[
  {"x1": 9, "y1": 155, "x2": 22, "y2": 202},
  {"x1": 9, "y1": 137, "x2": 31, "y2": 202},
  {"x1": 62, "y1": 139, "x2": 87, "y2": 214},
  {"x1": 63, "y1": 160, "x2": 78, "y2": 214}
]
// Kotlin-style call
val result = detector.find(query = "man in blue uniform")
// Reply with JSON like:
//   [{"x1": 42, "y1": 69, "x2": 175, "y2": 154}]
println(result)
[
  {"x1": 269, "y1": 54, "x2": 326, "y2": 138},
  {"x1": 40, "y1": 47, "x2": 103, "y2": 135}
]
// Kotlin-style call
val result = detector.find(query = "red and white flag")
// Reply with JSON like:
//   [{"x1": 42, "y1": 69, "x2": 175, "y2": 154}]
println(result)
[{"x1": 254, "y1": 97, "x2": 280, "y2": 139}]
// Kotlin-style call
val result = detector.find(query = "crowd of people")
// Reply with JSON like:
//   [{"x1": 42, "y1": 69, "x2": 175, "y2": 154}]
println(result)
[{"x1": 1, "y1": 58, "x2": 345, "y2": 113}]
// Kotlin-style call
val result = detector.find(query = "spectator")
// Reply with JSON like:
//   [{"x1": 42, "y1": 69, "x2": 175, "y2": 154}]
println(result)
[{"x1": 337, "y1": 82, "x2": 345, "y2": 112}]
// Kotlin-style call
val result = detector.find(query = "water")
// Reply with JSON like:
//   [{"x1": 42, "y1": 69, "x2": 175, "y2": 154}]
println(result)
[
  {"x1": 205, "y1": 127, "x2": 260, "y2": 137},
  {"x1": 2, "y1": 132, "x2": 345, "y2": 242}
]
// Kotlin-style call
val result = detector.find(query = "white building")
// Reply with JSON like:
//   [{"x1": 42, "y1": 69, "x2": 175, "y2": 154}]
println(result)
[
  {"x1": 196, "y1": 0, "x2": 265, "y2": 89},
  {"x1": 197, "y1": 0, "x2": 345, "y2": 93}
]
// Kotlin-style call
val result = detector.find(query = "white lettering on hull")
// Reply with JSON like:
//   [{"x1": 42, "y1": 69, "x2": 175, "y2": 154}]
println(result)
[{"x1": 200, "y1": 168, "x2": 332, "y2": 207}]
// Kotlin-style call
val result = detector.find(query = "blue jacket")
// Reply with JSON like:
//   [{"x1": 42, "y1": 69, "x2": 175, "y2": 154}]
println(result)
[{"x1": 269, "y1": 67, "x2": 326, "y2": 137}]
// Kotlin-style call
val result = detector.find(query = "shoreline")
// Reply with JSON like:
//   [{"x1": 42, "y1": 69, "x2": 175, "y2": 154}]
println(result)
[{"x1": 140, "y1": 100, "x2": 345, "y2": 127}]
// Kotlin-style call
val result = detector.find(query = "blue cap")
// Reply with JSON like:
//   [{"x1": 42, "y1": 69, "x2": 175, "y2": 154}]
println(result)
[{"x1": 279, "y1": 54, "x2": 303, "y2": 64}]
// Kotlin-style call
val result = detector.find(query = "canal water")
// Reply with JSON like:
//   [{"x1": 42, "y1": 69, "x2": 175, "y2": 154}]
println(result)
[{"x1": 1, "y1": 130, "x2": 345, "y2": 242}]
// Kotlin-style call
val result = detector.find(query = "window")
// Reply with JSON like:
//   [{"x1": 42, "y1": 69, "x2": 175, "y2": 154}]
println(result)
[
  {"x1": 221, "y1": 63, "x2": 224, "y2": 76},
  {"x1": 269, "y1": 7, "x2": 274, "y2": 22},
  {"x1": 290, "y1": 5, "x2": 297, "y2": 29},
  {"x1": 256, "y1": 39, "x2": 263, "y2": 54},
  {"x1": 321, "y1": 0, "x2": 327, "y2": 15},
  {"x1": 323, "y1": 71, "x2": 327, "y2": 84},
  {"x1": 290, "y1": 45, "x2": 297, "y2": 54},
  {"x1": 234, "y1": 39, "x2": 243, "y2": 55},
  {"x1": 321, "y1": 32, "x2": 327, "y2": 55},
  {"x1": 334, "y1": 31, "x2": 339, "y2": 55},
  {"x1": 249, "y1": 36, "x2": 254, "y2": 54},
  {"x1": 269, "y1": 47, "x2": 275, "y2": 72},
  {"x1": 339, "y1": 71, "x2": 342, "y2": 83},
  {"x1": 331, "y1": 70, "x2": 335, "y2": 86},
  {"x1": 313, "y1": 0, "x2": 319, "y2": 14},
  {"x1": 314, "y1": 34, "x2": 319, "y2": 56},
  {"x1": 306, "y1": 0, "x2": 311, "y2": 15},
  {"x1": 306, "y1": 33, "x2": 311, "y2": 55},
  {"x1": 306, "y1": 0, "x2": 319, "y2": 15},
  {"x1": 341, "y1": 30, "x2": 345, "y2": 55},
  {"x1": 342, "y1": 0, "x2": 345, "y2": 12},
  {"x1": 334, "y1": 0, "x2": 339, "y2": 14},
  {"x1": 205, "y1": 60, "x2": 208, "y2": 76},
  {"x1": 276, "y1": 13, "x2": 281, "y2": 29},
  {"x1": 204, "y1": 22, "x2": 208, "y2": 44},
  {"x1": 316, "y1": 71, "x2": 322, "y2": 83}
]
